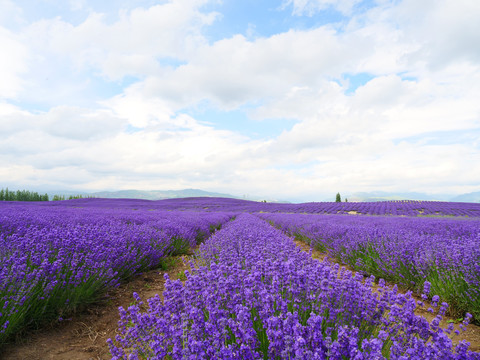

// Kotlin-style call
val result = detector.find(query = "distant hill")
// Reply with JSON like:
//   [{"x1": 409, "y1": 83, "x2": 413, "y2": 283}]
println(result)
[
  {"x1": 342, "y1": 191, "x2": 480, "y2": 203},
  {"x1": 45, "y1": 188, "x2": 238, "y2": 201},
  {"x1": 344, "y1": 191, "x2": 449, "y2": 202},
  {"x1": 43, "y1": 188, "x2": 480, "y2": 203},
  {"x1": 449, "y1": 191, "x2": 480, "y2": 203},
  {"x1": 89, "y1": 189, "x2": 238, "y2": 200}
]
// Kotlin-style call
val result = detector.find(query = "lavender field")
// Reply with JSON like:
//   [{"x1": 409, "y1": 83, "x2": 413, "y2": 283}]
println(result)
[
  {"x1": 0, "y1": 200, "x2": 233, "y2": 345},
  {"x1": 1, "y1": 197, "x2": 480, "y2": 359},
  {"x1": 258, "y1": 213, "x2": 480, "y2": 321}
]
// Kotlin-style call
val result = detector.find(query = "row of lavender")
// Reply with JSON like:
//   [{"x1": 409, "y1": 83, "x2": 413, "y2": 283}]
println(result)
[
  {"x1": 160, "y1": 198, "x2": 480, "y2": 217},
  {"x1": 0, "y1": 202, "x2": 232, "y2": 345},
  {"x1": 257, "y1": 213, "x2": 480, "y2": 322},
  {"x1": 109, "y1": 214, "x2": 478, "y2": 359},
  {"x1": 57, "y1": 197, "x2": 480, "y2": 217}
]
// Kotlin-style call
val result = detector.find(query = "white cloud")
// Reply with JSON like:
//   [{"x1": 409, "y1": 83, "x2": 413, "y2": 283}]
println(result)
[
  {"x1": 1, "y1": 105, "x2": 126, "y2": 140},
  {"x1": 69, "y1": 0, "x2": 87, "y2": 12},
  {"x1": 2, "y1": 100, "x2": 479, "y2": 198},
  {"x1": 23, "y1": 0, "x2": 218, "y2": 81},
  {"x1": 104, "y1": 89, "x2": 175, "y2": 128},
  {"x1": 130, "y1": 27, "x2": 374, "y2": 110},
  {"x1": 0, "y1": 0, "x2": 23, "y2": 27},
  {"x1": 0, "y1": 26, "x2": 28, "y2": 99},
  {"x1": 1, "y1": 0, "x2": 480, "y2": 199},
  {"x1": 0, "y1": 102, "x2": 36, "y2": 138},
  {"x1": 43, "y1": 106, "x2": 126, "y2": 140},
  {"x1": 311, "y1": 142, "x2": 480, "y2": 195},
  {"x1": 367, "y1": 0, "x2": 480, "y2": 70},
  {"x1": 8, "y1": 0, "x2": 220, "y2": 108},
  {"x1": 0, "y1": 102, "x2": 264, "y2": 194}
]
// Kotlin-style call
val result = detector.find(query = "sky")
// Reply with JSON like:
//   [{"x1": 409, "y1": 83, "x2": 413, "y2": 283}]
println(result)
[{"x1": 1, "y1": 0, "x2": 479, "y2": 202}]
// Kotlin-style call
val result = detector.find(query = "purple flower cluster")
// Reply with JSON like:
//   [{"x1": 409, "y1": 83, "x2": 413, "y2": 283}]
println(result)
[
  {"x1": 0, "y1": 202, "x2": 232, "y2": 344},
  {"x1": 258, "y1": 213, "x2": 480, "y2": 322},
  {"x1": 109, "y1": 214, "x2": 479, "y2": 359}
]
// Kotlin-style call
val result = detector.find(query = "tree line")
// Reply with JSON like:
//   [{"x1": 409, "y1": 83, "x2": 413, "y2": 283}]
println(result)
[
  {"x1": 0, "y1": 188, "x2": 49, "y2": 201},
  {"x1": 0, "y1": 188, "x2": 91, "y2": 202}
]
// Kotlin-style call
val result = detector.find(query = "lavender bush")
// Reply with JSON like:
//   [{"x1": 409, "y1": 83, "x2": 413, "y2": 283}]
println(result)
[
  {"x1": 0, "y1": 202, "x2": 232, "y2": 345},
  {"x1": 109, "y1": 214, "x2": 478, "y2": 359},
  {"x1": 258, "y1": 213, "x2": 480, "y2": 322}
]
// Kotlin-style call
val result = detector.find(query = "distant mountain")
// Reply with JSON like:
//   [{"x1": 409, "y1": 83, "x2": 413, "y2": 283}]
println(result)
[
  {"x1": 89, "y1": 189, "x2": 239, "y2": 200},
  {"x1": 338, "y1": 191, "x2": 468, "y2": 202},
  {"x1": 449, "y1": 191, "x2": 480, "y2": 203},
  {"x1": 44, "y1": 188, "x2": 238, "y2": 200},
  {"x1": 43, "y1": 188, "x2": 291, "y2": 202},
  {"x1": 42, "y1": 188, "x2": 480, "y2": 203},
  {"x1": 339, "y1": 191, "x2": 480, "y2": 203},
  {"x1": 343, "y1": 191, "x2": 451, "y2": 203}
]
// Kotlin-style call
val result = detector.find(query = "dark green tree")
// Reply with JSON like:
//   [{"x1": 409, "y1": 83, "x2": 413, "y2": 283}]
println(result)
[
  {"x1": 5, "y1": 188, "x2": 11, "y2": 201},
  {"x1": 0, "y1": 188, "x2": 50, "y2": 201},
  {"x1": 335, "y1": 192, "x2": 341, "y2": 202}
]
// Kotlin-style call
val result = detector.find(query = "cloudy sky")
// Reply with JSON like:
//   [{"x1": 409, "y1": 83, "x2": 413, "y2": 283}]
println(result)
[{"x1": 1, "y1": 0, "x2": 479, "y2": 201}]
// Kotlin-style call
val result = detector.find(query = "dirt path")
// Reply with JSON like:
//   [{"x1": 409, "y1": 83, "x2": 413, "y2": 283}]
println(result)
[
  {"x1": 2, "y1": 255, "x2": 191, "y2": 360},
  {"x1": 294, "y1": 239, "x2": 480, "y2": 352}
]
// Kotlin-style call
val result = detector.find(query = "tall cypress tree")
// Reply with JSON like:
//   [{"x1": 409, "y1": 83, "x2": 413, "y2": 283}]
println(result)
[{"x1": 335, "y1": 192, "x2": 341, "y2": 202}]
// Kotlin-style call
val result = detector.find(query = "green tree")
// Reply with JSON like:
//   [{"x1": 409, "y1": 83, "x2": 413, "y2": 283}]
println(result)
[
  {"x1": 5, "y1": 188, "x2": 11, "y2": 201},
  {"x1": 0, "y1": 188, "x2": 50, "y2": 201},
  {"x1": 68, "y1": 194, "x2": 84, "y2": 200},
  {"x1": 335, "y1": 192, "x2": 341, "y2": 202}
]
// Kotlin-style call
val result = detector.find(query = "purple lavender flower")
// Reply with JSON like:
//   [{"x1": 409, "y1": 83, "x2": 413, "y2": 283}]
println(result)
[{"x1": 109, "y1": 214, "x2": 479, "y2": 359}]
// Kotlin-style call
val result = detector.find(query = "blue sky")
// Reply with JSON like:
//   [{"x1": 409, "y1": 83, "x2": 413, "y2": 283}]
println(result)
[{"x1": 1, "y1": 0, "x2": 479, "y2": 202}]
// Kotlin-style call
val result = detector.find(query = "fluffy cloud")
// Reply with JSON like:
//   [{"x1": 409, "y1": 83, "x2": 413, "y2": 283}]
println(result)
[
  {"x1": 0, "y1": 0, "x2": 23, "y2": 27},
  {"x1": 1, "y1": 105, "x2": 126, "y2": 139},
  {"x1": 1, "y1": 0, "x2": 479, "y2": 199},
  {"x1": 44, "y1": 106, "x2": 126, "y2": 140},
  {"x1": 130, "y1": 27, "x2": 374, "y2": 110},
  {"x1": 23, "y1": 0, "x2": 218, "y2": 80},
  {"x1": 0, "y1": 27, "x2": 27, "y2": 99},
  {"x1": 0, "y1": 100, "x2": 265, "y2": 193},
  {"x1": 8, "y1": 0, "x2": 219, "y2": 108},
  {"x1": 391, "y1": 0, "x2": 480, "y2": 68}
]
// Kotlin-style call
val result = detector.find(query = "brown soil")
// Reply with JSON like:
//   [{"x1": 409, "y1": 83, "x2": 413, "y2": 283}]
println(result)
[{"x1": 1, "y1": 255, "x2": 191, "y2": 360}]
